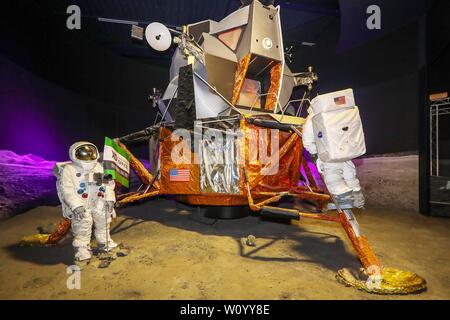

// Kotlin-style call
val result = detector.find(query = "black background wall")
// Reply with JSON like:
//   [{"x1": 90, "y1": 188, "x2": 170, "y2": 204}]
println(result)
[
  {"x1": 428, "y1": 0, "x2": 450, "y2": 160},
  {"x1": 419, "y1": 0, "x2": 450, "y2": 214},
  {"x1": 289, "y1": 17, "x2": 421, "y2": 156}
]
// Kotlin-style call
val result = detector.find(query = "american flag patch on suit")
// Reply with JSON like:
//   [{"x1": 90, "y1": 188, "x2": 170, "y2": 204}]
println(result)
[
  {"x1": 334, "y1": 96, "x2": 346, "y2": 105},
  {"x1": 170, "y1": 168, "x2": 190, "y2": 182}
]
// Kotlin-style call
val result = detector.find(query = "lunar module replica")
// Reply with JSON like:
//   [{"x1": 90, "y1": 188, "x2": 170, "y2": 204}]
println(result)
[{"x1": 45, "y1": 0, "x2": 425, "y2": 293}]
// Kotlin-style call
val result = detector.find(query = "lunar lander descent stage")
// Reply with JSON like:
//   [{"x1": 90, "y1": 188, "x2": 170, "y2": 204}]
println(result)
[{"x1": 48, "y1": 0, "x2": 426, "y2": 293}]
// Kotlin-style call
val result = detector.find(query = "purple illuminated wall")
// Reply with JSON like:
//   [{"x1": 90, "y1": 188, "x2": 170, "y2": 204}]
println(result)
[
  {"x1": 0, "y1": 55, "x2": 67, "y2": 160},
  {"x1": 1, "y1": 93, "x2": 63, "y2": 160}
]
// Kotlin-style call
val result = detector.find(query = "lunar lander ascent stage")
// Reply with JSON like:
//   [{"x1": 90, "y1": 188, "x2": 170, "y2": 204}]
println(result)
[{"x1": 50, "y1": 0, "x2": 426, "y2": 294}]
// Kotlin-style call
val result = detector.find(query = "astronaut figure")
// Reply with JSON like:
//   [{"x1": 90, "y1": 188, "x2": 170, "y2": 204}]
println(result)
[
  {"x1": 302, "y1": 90, "x2": 366, "y2": 210},
  {"x1": 54, "y1": 141, "x2": 118, "y2": 265}
]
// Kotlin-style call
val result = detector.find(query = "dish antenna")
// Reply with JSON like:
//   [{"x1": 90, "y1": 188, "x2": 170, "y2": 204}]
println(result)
[{"x1": 145, "y1": 22, "x2": 172, "y2": 51}]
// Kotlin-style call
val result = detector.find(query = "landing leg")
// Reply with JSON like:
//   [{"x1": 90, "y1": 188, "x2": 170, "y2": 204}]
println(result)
[
  {"x1": 335, "y1": 209, "x2": 426, "y2": 294},
  {"x1": 338, "y1": 209, "x2": 381, "y2": 274}
]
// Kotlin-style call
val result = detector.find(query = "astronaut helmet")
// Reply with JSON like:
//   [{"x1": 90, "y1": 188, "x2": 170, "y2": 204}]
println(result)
[{"x1": 69, "y1": 141, "x2": 99, "y2": 170}]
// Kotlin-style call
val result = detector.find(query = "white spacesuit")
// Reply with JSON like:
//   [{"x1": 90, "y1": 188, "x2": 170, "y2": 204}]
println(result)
[
  {"x1": 54, "y1": 141, "x2": 118, "y2": 263},
  {"x1": 302, "y1": 101, "x2": 365, "y2": 209}
]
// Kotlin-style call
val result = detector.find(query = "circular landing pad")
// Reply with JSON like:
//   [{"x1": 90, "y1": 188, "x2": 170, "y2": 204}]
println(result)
[
  {"x1": 20, "y1": 234, "x2": 50, "y2": 246},
  {"x1": 203, "y1": 205, "x2": 250, "y2": 220},
  {"x1": 336, "y1": 267, "x2": 427, "y2": 295}
]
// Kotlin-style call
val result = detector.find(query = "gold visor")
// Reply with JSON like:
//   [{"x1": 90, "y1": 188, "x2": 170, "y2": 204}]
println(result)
[{"x1": 75, "y1": 144, "x2": 98, "y2": 161}]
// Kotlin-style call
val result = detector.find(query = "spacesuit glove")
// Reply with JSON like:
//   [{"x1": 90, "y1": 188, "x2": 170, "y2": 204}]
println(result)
[
  {"x1": 111, "y1": 210, "x2": 117, "y2": 219},
  {"x1": 72, "y1": 206, "x2": 86, "y2": 220},
  {"x1": 104, "y1": 201, "x2": 115, "y2": 214}
]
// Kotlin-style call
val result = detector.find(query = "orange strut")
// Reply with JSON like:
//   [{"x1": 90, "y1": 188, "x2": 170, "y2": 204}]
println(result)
[
  {"x1": 250, "y1": 133, "x2": 299, "y2": 189},
  {"x1": 46, "y1": 218, "x2": 71, "y2": 245},
  {"x1": 116, "y1": 141, "x2": 160, "y2": 190},
  {"x1": 339, "y1": 212, "x2": 381, "y2": 274}
]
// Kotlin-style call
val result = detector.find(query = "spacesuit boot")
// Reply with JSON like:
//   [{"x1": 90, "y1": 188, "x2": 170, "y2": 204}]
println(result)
[
  {"x1": 93, "y1": 209, "x2": 118, "y2": 252},
  {"x1": 97, "y1": 242, "x2": 118, "y2": 253},
  {"x1": 327, "y1": 191, "x2": 354, "y2": 210},
  {"x1": 72, "y1": 211, "x2": 94, "y2": 263},
  {"x1": 341, "y1": 161, "x2": 365, "y2": 209},
  {"x1": 352, "y1": 190, "x2": 365, "y2": 209}
]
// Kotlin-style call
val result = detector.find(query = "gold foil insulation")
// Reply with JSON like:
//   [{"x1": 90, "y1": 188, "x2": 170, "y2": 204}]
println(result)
[
  {"x1": 21, "y1": 218, "x2": 71, "y2": 246},
  {"x1": 242, "y1": 120, "x2": 302, "y2": 193},
  {"x1": 231, "y1": 57, "x2": 282, "y2": 111},
  {"x1": 231, "y1": 54, "x2": 251, "y2": 105},
  {"x1": 46, "y1": 218, "x2": 71, "y2": 245},
  {"x1": 338, "y1": 211, "x2": 381, "y2": 272},
  {"x1": 336, "y1": 210, "x2": 427, "y2": 294},
  {"x1": 264, "y1": 63, "x2": 282, "y2": 111},
  {"x1": 117, "y1": 191, "x2": 160, "y2": 206},
  {"x1": 117, "y1": 141, "x2": 160, "y2": 189},
  {"x1": 337, "y1": 267, "x2": 427, "y2": 295},
  {"x1": 20, "y1": 234, "x2": 50, "y2": 246},
  {"x1": 155, "y1": 119, "x2": 305, "y2": 201},
  {"x1": 159, "y1": 127, "x2": 201, "y2": 195}
]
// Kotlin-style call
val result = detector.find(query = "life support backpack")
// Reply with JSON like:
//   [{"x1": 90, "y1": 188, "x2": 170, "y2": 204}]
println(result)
[
  {"x1": 53, "y1": 162, "x2": 72, "y2": 218},
  {"x1": 310, "y1": 89, "x2": 366, "y2": 162}
]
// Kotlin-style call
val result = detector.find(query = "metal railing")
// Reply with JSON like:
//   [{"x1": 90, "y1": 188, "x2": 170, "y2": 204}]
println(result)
[{"x1": 430, "y1": 97, "x2": 450, "y2": 177}]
